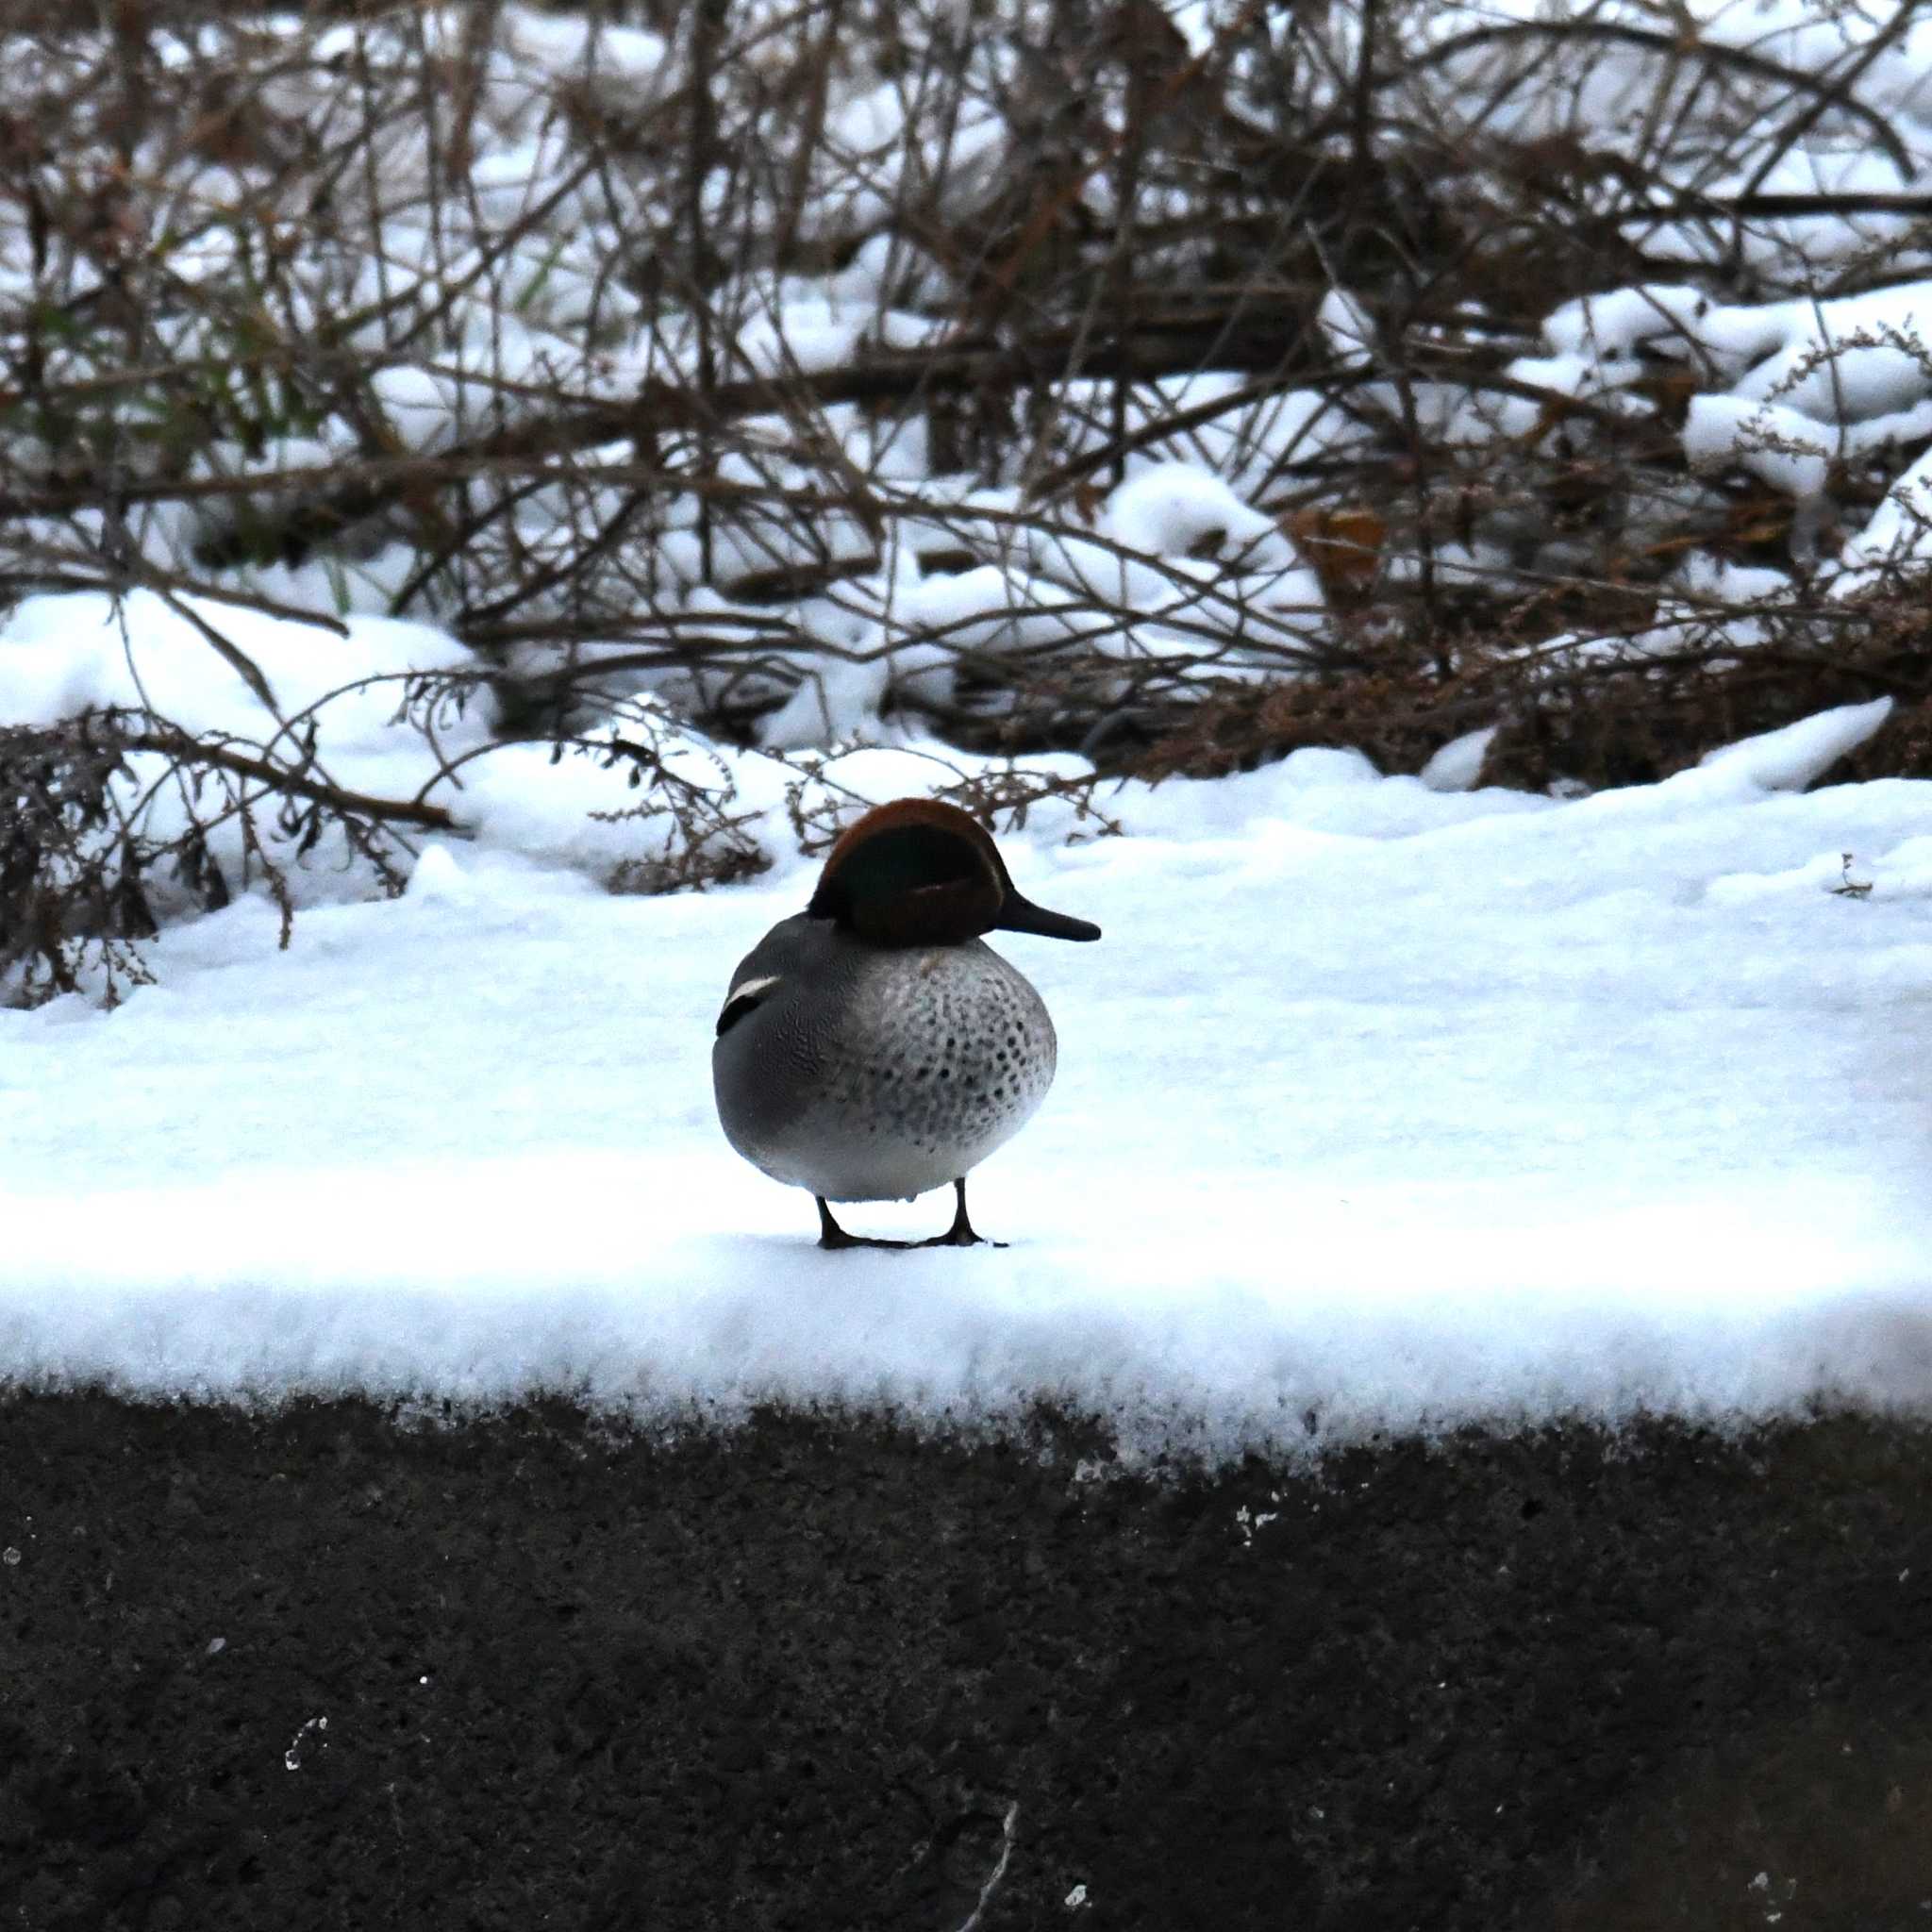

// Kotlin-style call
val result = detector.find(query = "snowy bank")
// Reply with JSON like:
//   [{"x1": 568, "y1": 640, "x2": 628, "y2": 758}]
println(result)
[{"x1": 4, "y1": 618, "x2": 1929, "y2": 1457}]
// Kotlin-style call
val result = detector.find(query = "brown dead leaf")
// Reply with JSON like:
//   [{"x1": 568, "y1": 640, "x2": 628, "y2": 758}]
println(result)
[{"x1": 1284, "y1": 506, "x2": 1385, "y2": 597}]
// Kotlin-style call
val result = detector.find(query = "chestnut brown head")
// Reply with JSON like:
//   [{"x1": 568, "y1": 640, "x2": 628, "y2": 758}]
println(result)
[{"x1": 807, "y1": 798, "x2": 1103, "y2": 949}]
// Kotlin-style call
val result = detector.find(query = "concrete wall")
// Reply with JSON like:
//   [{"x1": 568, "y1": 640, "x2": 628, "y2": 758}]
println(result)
[{"x1": 4, "y1": 1396, "x2": 1929, "y2": 1927}]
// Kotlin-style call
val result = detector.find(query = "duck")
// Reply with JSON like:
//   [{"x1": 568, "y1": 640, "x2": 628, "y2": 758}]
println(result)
[{"x1": 712, "y1": 797, "x2": 1102, "y2": 1248}]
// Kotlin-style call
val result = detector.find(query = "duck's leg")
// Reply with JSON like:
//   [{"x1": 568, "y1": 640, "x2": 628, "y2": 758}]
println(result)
[
  {"x1": 919, "y1": 1177, "x2": 1006, "y2": 1249},
  {"x1": 816, "y1": 1197, "x2": 911, "y2": 1251}
]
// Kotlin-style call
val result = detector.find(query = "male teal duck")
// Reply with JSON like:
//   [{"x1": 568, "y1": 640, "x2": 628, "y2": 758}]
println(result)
[{"x1": 712, "y1": 797, "x2": 1102, "y2": 1248}]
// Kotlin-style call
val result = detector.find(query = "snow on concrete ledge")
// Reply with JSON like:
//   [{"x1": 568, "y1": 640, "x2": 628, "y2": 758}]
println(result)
[{"x1": 7, "y1": 692, "x2": 1932, "y2": 1463}]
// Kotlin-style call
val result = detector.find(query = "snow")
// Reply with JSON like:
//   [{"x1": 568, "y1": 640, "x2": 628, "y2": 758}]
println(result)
[
  {"x1": 1696, "y1": 695, "x2": 1891, "y2": 790},
  {"x1": 25, "y1": 0, "x2": 1930, "y2": 741},
  {"x1": 1420, "y1": 727, "x2": 1497, "y2": 793},
  {"x1": 0, "y1": 590, "x2": 473, "y2": 738},
  {"x1": 1100, "y1": 462, "x2": 1282, "y2": 560},
  {"x1": 1683, "y1": 395, "x2": 1834, "y2": 501},
  {"x1": 5, "y1": 588, "x2": 1932, "y2": 1461},
  {"x1": 12, "y1": 1, "x2": 1932, "y2": 1461}
]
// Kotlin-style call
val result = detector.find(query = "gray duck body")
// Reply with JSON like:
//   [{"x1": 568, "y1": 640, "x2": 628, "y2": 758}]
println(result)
[{"x1": 711, "y1": 913, "x2": 1058, "y2": 1204}]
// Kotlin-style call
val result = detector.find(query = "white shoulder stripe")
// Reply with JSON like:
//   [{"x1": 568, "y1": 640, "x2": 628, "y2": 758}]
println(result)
[{"x1": 716, "y1": 972, "x2": 784, "y2": 1040}]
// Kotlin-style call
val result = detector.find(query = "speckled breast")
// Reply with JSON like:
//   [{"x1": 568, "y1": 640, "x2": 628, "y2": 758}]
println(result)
[{"x1": 747, "y1": 941, "x2": 1058, "y2": 1204}]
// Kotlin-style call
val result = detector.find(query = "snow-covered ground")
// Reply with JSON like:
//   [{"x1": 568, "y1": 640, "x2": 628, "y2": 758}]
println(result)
[
  {"x1": 9, "y1": 2, "x2": 1932, "y2": 1460},
  {"x1": 5, "y1": 593, "x2": 1930, "y2": 1460}
]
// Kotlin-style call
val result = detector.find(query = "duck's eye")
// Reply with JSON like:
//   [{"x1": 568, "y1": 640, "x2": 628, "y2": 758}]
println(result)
[{"x1": 716, "y1": 974, "x2": 781, "y2": 1038}]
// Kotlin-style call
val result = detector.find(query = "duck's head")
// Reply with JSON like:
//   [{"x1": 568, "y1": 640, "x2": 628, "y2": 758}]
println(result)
[{"x1": 807, "y1": 798, "x2": 1103, "y2": 949}]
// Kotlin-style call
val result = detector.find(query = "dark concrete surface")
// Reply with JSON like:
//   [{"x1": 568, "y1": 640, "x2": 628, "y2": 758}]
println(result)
[{"x1": 3, "y1": 1394, "x2": 1931, "y2": 1929}]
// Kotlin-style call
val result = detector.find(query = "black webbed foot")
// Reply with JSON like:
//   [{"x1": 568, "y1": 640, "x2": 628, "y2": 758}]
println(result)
[
  {"x1": 817, "y1": 1183, "x2": 1006, "y2": 1250},
  {"x1": 913, "y1": 1178, "x2": 1006, "y2": 1250},
  {"x1": 816, "y1": 1197, "x2": 911, "y2": 1250}
]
